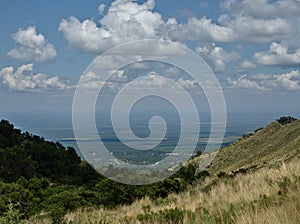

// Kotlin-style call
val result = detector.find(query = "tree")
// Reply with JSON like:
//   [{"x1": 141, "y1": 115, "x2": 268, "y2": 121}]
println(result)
[{"x1": 277, "y1": 116, "x2": 297, "y2": 125}]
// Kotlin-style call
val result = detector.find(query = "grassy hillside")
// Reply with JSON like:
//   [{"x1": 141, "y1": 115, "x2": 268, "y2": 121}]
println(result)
[
  {"x1": 31, "y1": 153, "x2": 300, "y2": 224},
  {"x1": 29, "y1": 117, "x2": 300, "y2": 224},
  {"x1": 208, "y1": 119, "x2": 300, "y2": 174},
  {"x1": 1, "y1": 117, "x2": 299, "y2": 223}
]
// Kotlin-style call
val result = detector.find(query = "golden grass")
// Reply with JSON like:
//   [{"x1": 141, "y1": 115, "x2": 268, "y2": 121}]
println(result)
[
  {"x1": 208, "y1": 120, "x2": 300, "y2": 174},
  {"x1": 234, "y1": 186, "x2": 300, "y2": 224},
  {"x1": 30, "y1": 155, "x2": 300, "y2": 224}
]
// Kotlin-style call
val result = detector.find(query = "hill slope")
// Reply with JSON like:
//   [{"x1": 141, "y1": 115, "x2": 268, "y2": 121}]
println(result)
[
  {"x1": 39, "y1": 119, "x2": 300, "y2": 224},
  {"x1": 207, "y1": 119, "x2": 300, "y2": 174},
  {"x1": 1, "y1": 117, "x2": 299, "y2": 224}
]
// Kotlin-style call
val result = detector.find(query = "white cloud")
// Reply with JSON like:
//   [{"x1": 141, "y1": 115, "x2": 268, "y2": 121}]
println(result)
[
  {"x1": 166, "y1": 66, "x2": 181, "y2": 75},
  {"x1": 168, "y1": 14, "x2": 291, "y2": 43},
  {"x1": 58, "y1": 0, "x2": 300, "y2": 56},
  {"x1": 132, "y1": 71, "x2": 170, "y2": 88},
  {"x1": 128, "y1": 71, "x2": 199, "y2": 92},
  {"x1": 196, "y1": 43, "x2": 238, "y2": 72},
  {"x1": 222, "y1": 0, "x2": 300, "y2": 19},
  {"x1": 0, "y1": 64, "x2": 67, "y2": 91},
  {"x1": 79, "y1": 71, "x2": 106, "y2": 90},
  {"x1": 177, "y1": 78, "x2": 198, "y2": 90},
  {"x1": 129, "y1": 62, "x2": 149, "y2": 70},
  {"x1": 236, "y1": 60, "x2": 257, "y2": 72},
  {"x1": 79, "y1": 70, "x2": 128, "y2": 90},
  {"x1": 58, "y1": 17, "x2": 112, "y2": 53},
  {"x1": 98, "y1": 4, "x2": 106, "y2": 15},
  {"x1": 169, "y1": 17, "x2": 235, "y2": 42},
  {"x1": 109, "y1": 70, "x2": 127, "y2": 81},
  {"x1": 7, "y1": 26, "x2": 57, "y2": 62},
  {"x1": 254, "y1": 42, "x2": 300, "y2": 66},
  {"x1": 169, "y1": 0, "x2": 297, "y2": 43},
  {"x1": 79, "y1": 70, "x2": 199, "y2": 92},
  {"x1": 218, "y1": 15, "x2": 291, "y2": 43},
  {"x1": 276, "y1": 70, "x2": 300, "y2": 90},
  {"x1": 228, "y1": 70, "x2": 300, "y2": 91},
  {"x1": 227, "y1": 75, "x2": 262, "y2": 90},
  {"x1": 61, "y1": 0, "x2": 280, "y2": 55},
  {"x1": 58, "y1": 0, "x2": 164, "y2": 53}
]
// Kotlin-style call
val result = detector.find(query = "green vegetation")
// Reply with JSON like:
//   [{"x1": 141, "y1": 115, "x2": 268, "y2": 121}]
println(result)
[
  {"x1": 277, "y1": 116, "x2": 297, "y2": 125},
  {"x1": 0, "y1": 201, "x2": 22, "y2": 224},
  {"x1": 0, "y1": 120, "x2": 204, "y2": 223},
  {"x1": 0, "y1": 117, "x2": 299, "y2": 223}
]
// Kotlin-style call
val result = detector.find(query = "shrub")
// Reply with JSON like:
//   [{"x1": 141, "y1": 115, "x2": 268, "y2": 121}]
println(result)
[
  {"x1": 0, "y1": 200, "x2": 23, "y2": 224},
  {"x1": 277, "y1": 116, "x2": 297, "y2": 125}
]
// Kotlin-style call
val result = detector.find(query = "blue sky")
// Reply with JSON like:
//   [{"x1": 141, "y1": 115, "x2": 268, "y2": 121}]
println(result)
[{"x1": 1, "y1": 0, "x2": 300, "y2": 119}]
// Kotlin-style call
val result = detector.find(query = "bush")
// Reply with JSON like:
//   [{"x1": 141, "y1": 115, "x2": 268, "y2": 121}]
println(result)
[
  {"x1": 0, "y1": 201, "x2": 23, "y2": 224},
  {"x1": 44, "y1": 191, "x2": 87, "y2": 224},
  {"x1": 277, "y1": 116, "x2": 297, "y2": 125},
  {"x1": 49, "y1": 206, "x2": 66, "y2": 224}
]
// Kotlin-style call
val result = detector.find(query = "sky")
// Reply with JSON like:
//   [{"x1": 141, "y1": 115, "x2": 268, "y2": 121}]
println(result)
[{"x1": 1, "y1": 0, "x2": 300, "y2": 121}]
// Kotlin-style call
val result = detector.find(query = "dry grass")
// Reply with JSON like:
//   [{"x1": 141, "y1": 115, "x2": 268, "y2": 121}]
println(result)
[
  {"x1": 208, "y1": 120, "x2": 300, "y2": 174},
  {"x1": 234, "y1": 192, "x2": 300, "y2": 224},
  {"x1": 30, "y1": 155, "x2": 300, "y2": 224}
]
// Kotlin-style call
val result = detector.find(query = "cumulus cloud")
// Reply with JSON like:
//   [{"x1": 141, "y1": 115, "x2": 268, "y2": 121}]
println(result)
[
  {"x1": 236, "y1": 60, "x2": 257, "y2": 72},
  {"x1": 169, "y1": 8, "x2": 292, "y2": 43},
  {"x1": 129, "y1": 62, "x2": 149, "y2": 70},
  {"x1": 196, "y1": 43, "x2": 238, "y2": 72},
  {"x1": 7, "y1": 26, "x2": 57, "y2": 62},
  {"x1": 98, "y1": 3, "x2": 106, "y2": 15},
  {"x1": 79, "y1": 70, "x2": 128, "y2": 90},
  {"x1": 170, "y1": 0, "x2": 299, "y2": 43},
  {"x1": 56, "y1": 0, "x2": 300, "y2": 86},
  {"x1": 222, "y1": 0, "x2": 300, "y2": 19},
  {"x1": 79, "y1": 71, "x2": 107, "y2": 90},
  {"x1": 127, "y1": 71, "x2": 199, "y2": 92},
  {"x1": 79, "y1": 70, "x2": 199, "y2": 92},
  {"x1": 227, "y1": 75, "x2": 262, "y2": 90},
  {"x1": 253, "y1": 42, "x2": 300, "y2": 66},
  {"x1": 228, "y1": 70, "x2": 300, "y2": 91},
  {"x1": 0, "y1": 64, "x2": 67, "y2": 91},
  {"x1": 276, "y1": 70, "x2": 300, "y2": 90},
  {"x1": 169, "y1": 17, "x2": 235, "y2": 42},
  {"x1": 217, "y1": 15, "x2": 291, "y2": 43},
  {"x1": 58, "y1": 0, "x2": 298, "y2": 57},
  {"x1": 58, "y1": 0, "x2": 165, "y2": 53},
  {"x1": 61, "y1": 0, "x2": 281, "y2": 55}
]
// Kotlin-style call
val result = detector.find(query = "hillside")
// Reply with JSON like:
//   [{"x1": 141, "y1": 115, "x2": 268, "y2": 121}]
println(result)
[
  {"x1": 207, "y1": 119, "x2": 300, "y2": 174},
  {"x1": 0, "y1": 117, "x2": 299, "y2": 224},
  {"x1": 0, "y1": 120, "x2": 100, "y2": 184},
  {"x1": 0, "y1": 119, "x2": 201, "y2": 223},
  {"x1": 30, "y1": 117, "x2": 300, "y2": 224},
  {"x1": 43, "y1": 155, "x2": 300, "y2": 224}
]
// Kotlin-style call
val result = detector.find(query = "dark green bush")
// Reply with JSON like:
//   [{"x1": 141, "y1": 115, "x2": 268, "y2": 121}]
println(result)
[{"x1": 277, "y1": 116, "x2": 297, "y2": 125}]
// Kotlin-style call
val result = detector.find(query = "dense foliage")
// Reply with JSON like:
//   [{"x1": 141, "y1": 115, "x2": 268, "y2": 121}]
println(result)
[
  {"x1": 0, "y1": 120, "x2": 201, "y2": 223},
  {"x1": 277, "y1": 116, "x2": 297, "y2": 125}
]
